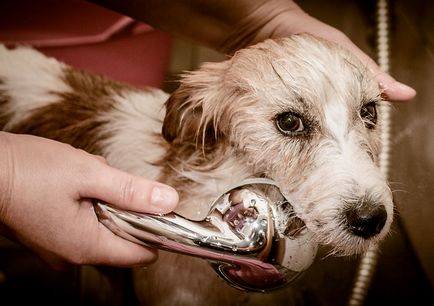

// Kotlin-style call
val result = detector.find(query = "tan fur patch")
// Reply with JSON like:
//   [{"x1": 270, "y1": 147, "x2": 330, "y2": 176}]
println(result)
[{"x1": 9, "y1": 68, "x2": 127, "y2": 155}]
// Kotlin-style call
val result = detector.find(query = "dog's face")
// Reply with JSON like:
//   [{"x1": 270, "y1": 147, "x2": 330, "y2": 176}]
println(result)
[{"x1": 162, "y1": 34, "x2": 393, "y2": 255}]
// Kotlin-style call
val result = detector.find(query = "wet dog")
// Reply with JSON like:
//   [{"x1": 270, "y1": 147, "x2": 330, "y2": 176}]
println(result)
[{"x1": 0, "y1": 34, "x2": 393, "y2": 305}]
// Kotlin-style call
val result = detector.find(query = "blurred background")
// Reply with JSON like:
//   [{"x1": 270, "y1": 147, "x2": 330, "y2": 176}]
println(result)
[{"x1": 0, "y1": 0, "x2": 433, "y2": 305}]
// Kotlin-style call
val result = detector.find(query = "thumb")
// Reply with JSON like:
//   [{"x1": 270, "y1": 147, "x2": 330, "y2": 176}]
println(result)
[{"x1": 81, "y1": 159, "x2": 178, "y2": 214}]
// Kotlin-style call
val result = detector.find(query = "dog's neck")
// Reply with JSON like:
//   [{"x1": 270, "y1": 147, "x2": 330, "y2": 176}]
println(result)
[{"x1": 158, "y1": 142, "x2": 253, "y2": 220}]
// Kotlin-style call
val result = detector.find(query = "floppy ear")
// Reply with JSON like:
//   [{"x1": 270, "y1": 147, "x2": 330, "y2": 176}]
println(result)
[{"x1": 162, "y1": 60, "x2": 232, "y2": 150}]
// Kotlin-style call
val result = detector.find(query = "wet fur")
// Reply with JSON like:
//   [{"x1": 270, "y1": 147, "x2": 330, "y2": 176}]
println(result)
[{"x1": 0, "y1": 34, "x2": 393, "y2": 305}]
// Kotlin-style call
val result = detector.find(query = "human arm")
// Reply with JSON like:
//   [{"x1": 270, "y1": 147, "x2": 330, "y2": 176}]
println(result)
[
  {"x1": 90, "y1": 0, "x2": 416, "y2": 101},
  {"x1": 0, "y1": 132, "x2": 178, "y2": 268}
]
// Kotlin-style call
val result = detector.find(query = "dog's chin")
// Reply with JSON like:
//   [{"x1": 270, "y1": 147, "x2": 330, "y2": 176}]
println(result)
[
  {"x1": 279, "y1": 212, "x2": 388, "y2": 256},
  {"x1": 277, "y1": 211, "x2": 387, "y2": 256}
]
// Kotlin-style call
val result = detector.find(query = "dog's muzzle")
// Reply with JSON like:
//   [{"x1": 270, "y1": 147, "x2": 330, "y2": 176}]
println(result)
[{"x1": 94, "y1": 178, "x2": 318, "y2": 292}]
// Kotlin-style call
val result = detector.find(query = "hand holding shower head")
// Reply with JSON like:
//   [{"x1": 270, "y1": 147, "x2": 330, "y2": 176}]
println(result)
[{"x1": 94, "y1": 178, "x2": 317, "y2": 292}]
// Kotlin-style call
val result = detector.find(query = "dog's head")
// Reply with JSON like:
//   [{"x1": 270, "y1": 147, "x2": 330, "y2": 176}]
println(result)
[{"x1": 162, "y1": 34, "x2": 393, "y2": 255}]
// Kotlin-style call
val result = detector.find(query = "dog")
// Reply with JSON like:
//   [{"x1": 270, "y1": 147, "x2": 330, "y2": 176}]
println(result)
[{"x1": 0, "y1": 34, "x2": 393, "y2": 305}]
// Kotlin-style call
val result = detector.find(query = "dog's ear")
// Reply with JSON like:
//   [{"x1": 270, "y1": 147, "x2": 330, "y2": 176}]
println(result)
[{"x1": 162, "y1": 60, "x2": 232, "y2": 149}]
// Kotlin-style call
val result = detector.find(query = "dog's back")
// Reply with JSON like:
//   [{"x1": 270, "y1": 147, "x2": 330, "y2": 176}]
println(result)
[{"x1": 0, "y1": 45, "x2": 168, "y2": 179}]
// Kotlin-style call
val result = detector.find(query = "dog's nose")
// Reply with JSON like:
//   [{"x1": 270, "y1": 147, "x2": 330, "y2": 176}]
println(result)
[{"x1": 345, "y1": 204, "x2": 387, "y2": 239}]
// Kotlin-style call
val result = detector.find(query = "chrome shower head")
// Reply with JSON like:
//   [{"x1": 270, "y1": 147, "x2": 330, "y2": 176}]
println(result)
[{"x1": 94, "y1": 178, "x2": 317, "y2": 292}]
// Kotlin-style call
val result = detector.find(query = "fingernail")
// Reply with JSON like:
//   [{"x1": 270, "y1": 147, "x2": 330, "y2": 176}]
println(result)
[{"x1": 150, "y1": 185, "x2": 178, "y2": 212}]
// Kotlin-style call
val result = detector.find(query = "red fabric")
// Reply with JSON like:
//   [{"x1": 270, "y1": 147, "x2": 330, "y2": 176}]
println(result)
[{"x1": 0, "y1": 0, "x2": 173, "y2": 88}]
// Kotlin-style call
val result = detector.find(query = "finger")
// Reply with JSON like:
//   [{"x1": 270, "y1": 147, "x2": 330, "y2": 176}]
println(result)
[
  {"x1": 287, "y1": 12, "x2": 416, "y2": 102},
  {"x1": 81, "y1": 160, "x2": 178, "y2": 214},
  {"x1": 39, "y1": 215, "x2": 158, "y2": 268},
  {"x1": 321, "y1": 28, "x2": 416, "y2": 102},
  {"x1": 88, "y1": 223, "x2": 158, "y2": 267},
  {"x1": 376, "y1": 73, "x2": 416, "y2": 102},
  {"x1": 71, "y1": 200, "x2": 157, "y2": 267},
  {"x1": 335, "y1": 34, "x2": 416, "y2": 102}
]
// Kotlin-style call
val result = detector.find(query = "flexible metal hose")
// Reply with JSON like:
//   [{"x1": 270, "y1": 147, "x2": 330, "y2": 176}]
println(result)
[{"x1": 347, "y1": 0, "x2": 392, "y2": 305}]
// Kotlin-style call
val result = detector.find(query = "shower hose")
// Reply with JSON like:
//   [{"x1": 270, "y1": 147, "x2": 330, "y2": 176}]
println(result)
[{"x1": 347, "y1": 0, "x2": 392, "y2": 305}]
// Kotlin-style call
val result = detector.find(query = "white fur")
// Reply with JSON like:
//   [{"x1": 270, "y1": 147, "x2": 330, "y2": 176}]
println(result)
[
  {"x1": 0, "y1": 45, "x2": 71, "y2": 130},
  {"x1": 99, "y1": 90, "x2": 168, "y2": 179}
]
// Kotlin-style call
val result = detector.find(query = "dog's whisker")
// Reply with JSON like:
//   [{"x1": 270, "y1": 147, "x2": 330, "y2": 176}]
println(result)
[{"x1": 391, "y1": 189, "x2": 409, "y2": 194}]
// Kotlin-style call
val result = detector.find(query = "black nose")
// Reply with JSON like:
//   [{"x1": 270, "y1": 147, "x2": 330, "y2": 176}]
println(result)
[{"x1": 345, "y1": 204, "x2": 387, "y2": 239}]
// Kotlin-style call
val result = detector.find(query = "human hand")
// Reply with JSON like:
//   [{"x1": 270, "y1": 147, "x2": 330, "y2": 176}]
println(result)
[
  {"x1": 0, "y1": 132, "x2": 178, "y2": 269},
  {"x1": 91, "y1": 0, "x2": 415, "y2": 102},
  {"x1": 241, "y1": 1, "x2": 416, "y2": 102}
]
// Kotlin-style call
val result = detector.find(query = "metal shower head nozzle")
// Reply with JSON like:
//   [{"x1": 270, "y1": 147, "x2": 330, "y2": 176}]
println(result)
[{"x1": 94, "y1": 178, "x2": 318, "y2": 292}]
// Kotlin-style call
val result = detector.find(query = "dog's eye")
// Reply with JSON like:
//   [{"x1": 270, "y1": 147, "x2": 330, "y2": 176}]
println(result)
[
  {"x1": 275, "y1": 112, "x2": 305, "y2": 135},
  {"x1": 361, "y1": 102, "x2": 377, "y2": 129}
]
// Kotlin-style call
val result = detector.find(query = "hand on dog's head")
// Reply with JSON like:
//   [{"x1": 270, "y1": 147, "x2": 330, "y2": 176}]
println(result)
[{"x1": 163, "y1": 34, "x2": 393, "y2": 255}]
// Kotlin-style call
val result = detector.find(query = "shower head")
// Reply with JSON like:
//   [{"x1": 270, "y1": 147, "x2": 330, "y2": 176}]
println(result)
[{"x1": 94, "y1": 178, "x2": 318, "y2": 292}]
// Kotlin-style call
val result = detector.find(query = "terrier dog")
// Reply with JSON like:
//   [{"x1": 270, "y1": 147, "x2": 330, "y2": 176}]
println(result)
[{"x1": 0, "y1": 34, "x2": 393, "y2": 305}]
